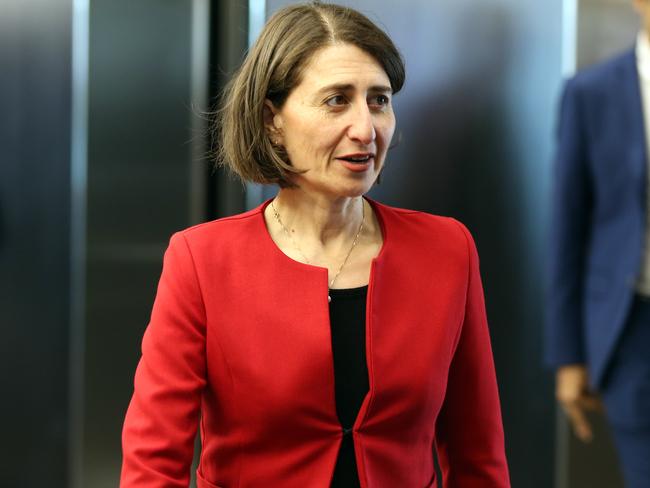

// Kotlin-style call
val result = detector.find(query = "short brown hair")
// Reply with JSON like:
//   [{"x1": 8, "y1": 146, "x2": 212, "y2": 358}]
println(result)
[{"x1": 212, "y1": 1, "x2": 405, "y2": 188}]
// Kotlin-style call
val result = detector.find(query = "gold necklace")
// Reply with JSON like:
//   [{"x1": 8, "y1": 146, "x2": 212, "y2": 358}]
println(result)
[{"x1": 270, "y1": 198, "x2": 365, "y2": 303}]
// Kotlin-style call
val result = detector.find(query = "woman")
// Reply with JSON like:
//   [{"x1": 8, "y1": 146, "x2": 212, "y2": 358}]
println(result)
[{"x1": 120, "y1": 2, "x2": 510, "y2": 487}]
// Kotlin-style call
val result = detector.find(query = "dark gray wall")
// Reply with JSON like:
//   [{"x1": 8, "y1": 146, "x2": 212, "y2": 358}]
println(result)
[
  {"x1": 262, "y1": 1, "x2": 564, "y2": 486},
  {"x1": 0, "y1": 0, "x2": 72, "y2": 486},
  {"x1": 82, "y1": 1, "x2": 198, "y2": 486},
  {"x1": 1, "y1": 1, "x2": 242, "y2": 486},
  {"x1": 578, "y1": 0, "x2": 638, "y2": 69},
  {"x1": 209, "y1": 0, "x2": 249, "y2": 218}
]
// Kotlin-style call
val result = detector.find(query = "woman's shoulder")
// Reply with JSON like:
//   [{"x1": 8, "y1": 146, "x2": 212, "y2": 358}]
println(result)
[
  {"x1": 169, "y1": 205, "x2": 266, "y2": 252},
  {"x1": 370, "y1": 198, "x2": 475, "y2": 246},
  {"x1": 371, "y1": 199, "x2": 478, "y2": 275}
]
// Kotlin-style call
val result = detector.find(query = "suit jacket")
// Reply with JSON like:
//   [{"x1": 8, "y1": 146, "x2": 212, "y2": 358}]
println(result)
[
  {"x1": 120, "y1": 197, "x2": 510, "y2": 488},
  {"x1": 545, "y1": 48, "x2": 647, "y2": 388}
]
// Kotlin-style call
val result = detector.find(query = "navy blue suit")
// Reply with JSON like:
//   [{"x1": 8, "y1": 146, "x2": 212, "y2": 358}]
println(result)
[
  {"x1": 546, "y1": 48, "x2": 645, "y2": 386},
  {"x1": 547, "y1": 47, "x2": 650, "y2": 486}
]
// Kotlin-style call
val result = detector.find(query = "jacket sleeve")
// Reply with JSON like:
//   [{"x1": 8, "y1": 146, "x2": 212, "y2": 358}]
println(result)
[
  {"x1": 544, "y1": 77, "x2": 591, "y2": 367},
  {"x1": 120, "y1": 232, "x2": 207, "y2": 488},
  {"x1": 435, "y1": 222, "x2": 510, "y2": 488}
]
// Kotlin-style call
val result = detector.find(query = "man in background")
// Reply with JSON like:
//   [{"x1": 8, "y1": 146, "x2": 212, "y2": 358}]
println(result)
[{"x1": 546, "y1": 1, "x2": 650, "y2": 486}]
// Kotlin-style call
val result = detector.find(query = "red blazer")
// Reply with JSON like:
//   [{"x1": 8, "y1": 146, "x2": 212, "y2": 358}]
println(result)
[{"x1": 120, "y1": 197, "x2": 510, "y2": 488}]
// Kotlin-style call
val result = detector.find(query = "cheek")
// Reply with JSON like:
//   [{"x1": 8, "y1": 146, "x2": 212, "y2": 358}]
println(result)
[
  {"x1": 377, "y1": 120, "x2": 396, "y2": 149},
  {"x1": 295, "y1": 125, "x2": 341, "y2": 152},
  {"x1": 284, "y1": 124, "x2": 339, "y2": 166}
]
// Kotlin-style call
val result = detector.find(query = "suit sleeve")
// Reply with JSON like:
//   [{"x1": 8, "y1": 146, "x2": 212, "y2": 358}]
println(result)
[
  {"x1": 435, "y1": 222, "x2": 510, "y2": 488},
  {"x1": 120, "y1": 232, "x2": 207, "y2": 488},
  {"x1": 545, "y1": 77, "x2": 591, "y2": 367}
]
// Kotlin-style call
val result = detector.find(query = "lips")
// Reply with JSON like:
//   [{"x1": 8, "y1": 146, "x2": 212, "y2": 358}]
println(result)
[
  {"x1": 337, "y1": 152, "x2": 375, "y2": 163},
  {"x1": 336, "y1": 153, "x2": 375, "y2": 172}
]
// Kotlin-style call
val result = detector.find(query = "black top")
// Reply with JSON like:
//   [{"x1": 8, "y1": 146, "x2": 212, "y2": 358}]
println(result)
[{"x1": 328, "y1": 285, "x2": 370, "y2": 488}]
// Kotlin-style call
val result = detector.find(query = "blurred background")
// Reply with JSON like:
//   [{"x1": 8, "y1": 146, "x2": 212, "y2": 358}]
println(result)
[{"x1": 0, "y1": 0, "x2": 640, "y2": 486}]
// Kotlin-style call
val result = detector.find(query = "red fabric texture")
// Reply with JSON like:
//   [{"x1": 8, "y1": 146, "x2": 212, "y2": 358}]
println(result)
[{"x1": 120, "y1": 197, "x2": 510, "y2": 488}]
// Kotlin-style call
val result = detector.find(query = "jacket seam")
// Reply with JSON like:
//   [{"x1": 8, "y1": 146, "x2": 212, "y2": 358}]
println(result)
[
  {"x1": 179, "y1": 232, "x2": 208, "y2": 325},
  {"x1": 448, "y1": 218, "x2": 472, "y2": 354},
  {"x1": 179, "y1": 232, "x2": 241, "y2": 487}
]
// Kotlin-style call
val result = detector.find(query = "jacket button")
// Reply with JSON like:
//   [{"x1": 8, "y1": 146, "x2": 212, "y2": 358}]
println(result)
[{"x1": 342, "y1": 426, "x2": 353, "y2": 436}]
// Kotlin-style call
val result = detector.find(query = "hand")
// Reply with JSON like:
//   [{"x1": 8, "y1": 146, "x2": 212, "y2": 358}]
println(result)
[{"x1": 555, "y1": 364, "x2": 603, "y2": 442}]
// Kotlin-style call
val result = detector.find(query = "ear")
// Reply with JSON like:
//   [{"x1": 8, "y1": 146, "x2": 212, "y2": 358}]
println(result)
[
  {"x1": 263, "y1": 99, "x2": 284, "y2": 144},
  {"x1": 633, "y1": 0, "x2": 646, "y2": 15}
]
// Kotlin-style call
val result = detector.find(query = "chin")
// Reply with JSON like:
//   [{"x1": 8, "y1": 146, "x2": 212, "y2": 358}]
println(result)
[
  {"x1": 335, "y1": 180, "x2": 375, "y2": 198},
  {"x1": 297, "y1": 173, "x2": 377, "y2": 198}
]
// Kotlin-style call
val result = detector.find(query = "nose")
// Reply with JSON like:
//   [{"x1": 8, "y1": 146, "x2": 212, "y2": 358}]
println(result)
[{"x1": 347, "y1": 103, "x2": 376, "y2": 145}]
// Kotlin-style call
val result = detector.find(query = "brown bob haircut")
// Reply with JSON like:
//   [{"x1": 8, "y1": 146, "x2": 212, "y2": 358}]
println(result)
[{"x1": 213, "y1": 1, "x2": 405, "y2": 188}]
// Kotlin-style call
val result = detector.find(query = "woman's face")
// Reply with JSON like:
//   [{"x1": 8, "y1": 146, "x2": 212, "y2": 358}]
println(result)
[{"x1": 266, "y1": 43, "x2": 396, "y2": 199}]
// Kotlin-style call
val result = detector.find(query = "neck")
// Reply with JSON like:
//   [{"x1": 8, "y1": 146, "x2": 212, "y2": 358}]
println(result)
[{"x1": 272, "y1": 188, "x2": 365, "y2": 249}]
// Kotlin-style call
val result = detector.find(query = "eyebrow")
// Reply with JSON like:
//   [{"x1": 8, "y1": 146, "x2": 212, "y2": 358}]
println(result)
[{"x1": 316, "y1": 83, "x2": 393, "y2": 95}]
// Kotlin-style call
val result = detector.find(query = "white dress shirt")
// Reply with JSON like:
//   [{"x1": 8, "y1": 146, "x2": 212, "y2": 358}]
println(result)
[{"x1": 634, "y1": 30, "x2": 650, "y2": 295}]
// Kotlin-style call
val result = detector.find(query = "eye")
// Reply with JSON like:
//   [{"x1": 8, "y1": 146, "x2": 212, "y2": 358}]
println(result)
[
  {"x1": 325, "y1": 94, "x2": 347, "y2": 107},
  {"x1": 369, "y1": 94, "x2": 391, "y2": 108}
]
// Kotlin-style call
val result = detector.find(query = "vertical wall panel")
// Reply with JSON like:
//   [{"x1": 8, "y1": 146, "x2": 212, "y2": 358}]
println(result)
[
  {"x1": 578, "y1": 0, "x2": 638, "y2": 69},
  {"x1": 1, "y1": 1, "x2": 217, "y2": 486},
  {"x1": 207, "y1": 0, "x2": 248, "y2": 219},
  {"x1": 83, "y1": 2, "x2": 197, "y2": 486},
  {"x1": 0, "y1": 1, "x2": 73, "y2": 486}
]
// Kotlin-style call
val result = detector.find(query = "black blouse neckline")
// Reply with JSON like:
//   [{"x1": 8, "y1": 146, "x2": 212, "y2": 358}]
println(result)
[{"x1": 328, "y1": 285, "x2": 369, "y2": 298}]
